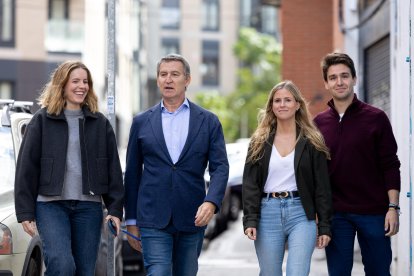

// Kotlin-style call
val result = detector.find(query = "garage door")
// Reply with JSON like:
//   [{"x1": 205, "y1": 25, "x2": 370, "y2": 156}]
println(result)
[{"x1": 364, "y1": 35, "x2": 390, "y2": 118}]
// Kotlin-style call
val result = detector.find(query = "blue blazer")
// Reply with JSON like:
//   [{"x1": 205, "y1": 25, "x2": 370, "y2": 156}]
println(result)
[{"x1": 124, "y1": 101, "x2": 229, "y2": 232}]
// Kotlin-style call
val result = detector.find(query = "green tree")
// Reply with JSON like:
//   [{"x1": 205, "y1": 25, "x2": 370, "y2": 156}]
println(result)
[{"x1": 195, "y1": 27, "x2": 282, "y2": 142}]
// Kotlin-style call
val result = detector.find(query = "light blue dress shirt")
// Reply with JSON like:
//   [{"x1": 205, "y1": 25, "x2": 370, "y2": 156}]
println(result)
[{"x1": 161, "y1": 98, "x2": 190, "y2": 163}]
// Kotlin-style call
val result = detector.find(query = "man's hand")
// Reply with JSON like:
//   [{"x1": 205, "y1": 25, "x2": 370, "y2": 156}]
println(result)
[
  {"x1": 385, "y1": 209, "x2": 399, "y2": 236},
  {"x1": 21, "y1": 221, "x2": 37, "y2": 237},
  {"x1": 195, "y1": 202, "x2": 216, "y2": 227},
  {"x1": 126, "y1": 225, "x2": 142, "y2": 252}
]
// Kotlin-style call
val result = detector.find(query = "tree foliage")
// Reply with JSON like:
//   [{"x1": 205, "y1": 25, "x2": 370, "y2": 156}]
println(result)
[{"x1": 195, "y1": 27, "x2": 282, "y2": 142}]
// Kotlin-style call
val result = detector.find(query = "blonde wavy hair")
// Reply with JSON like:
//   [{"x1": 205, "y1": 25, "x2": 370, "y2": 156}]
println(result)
[
  {"x1": 37, "y1": 61, "x2": 98, "y2": 115},
  {"x1": 247, "y1": 80, "x2": 330, "y2": 163}
]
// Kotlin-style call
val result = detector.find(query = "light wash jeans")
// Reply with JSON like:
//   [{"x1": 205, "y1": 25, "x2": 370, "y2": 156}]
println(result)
[
  {"x1": 36, "y1": 200, "x2": 103, "y2": 276},
  {"x1": 254, "y1": 196, "x2": 317, "y2": 276},
  {"x1": 140, "y1": 223, "x2": 205, "y2": 276}
]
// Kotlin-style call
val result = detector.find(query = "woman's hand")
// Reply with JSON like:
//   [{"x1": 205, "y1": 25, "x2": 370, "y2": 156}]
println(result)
[
  {"x1": 21, "y1": 221, "x2": 37, "y2": 237},
  {"x1": 244, "y1": 227, "x2": 257, "y2": 240},
  {"x1": 317, "y1": 234, "x2": 331, "y2": 249},
  {"x1": 105, "y1": 215, "x2": 121, "y2": 236}
]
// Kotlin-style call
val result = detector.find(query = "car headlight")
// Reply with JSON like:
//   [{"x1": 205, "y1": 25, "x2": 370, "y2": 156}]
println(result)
[{"x1": 0, "y1": 223, "x2": 12, "y2": 254}]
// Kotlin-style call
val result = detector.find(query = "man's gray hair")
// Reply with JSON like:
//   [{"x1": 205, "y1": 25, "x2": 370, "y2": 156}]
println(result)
[{"x1": 156, "y1": 53, "x2": 191, "y2": 78}]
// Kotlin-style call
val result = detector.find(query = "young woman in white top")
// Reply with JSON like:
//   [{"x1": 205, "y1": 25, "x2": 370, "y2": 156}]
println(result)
[{"x1": 242, "y1": 80, "x2": 332, "y2": 276}]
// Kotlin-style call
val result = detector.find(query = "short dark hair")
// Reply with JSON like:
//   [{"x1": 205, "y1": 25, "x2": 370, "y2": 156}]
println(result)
[
  {"x1": 321, "y1": 53, "x2": 356, "y2": 81},
  {"x1": 156, "y1": 53, "x2": 191, "y2": 78}
]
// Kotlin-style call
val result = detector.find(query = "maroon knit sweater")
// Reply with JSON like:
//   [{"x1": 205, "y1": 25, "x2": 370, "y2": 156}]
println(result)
[{"x1": 314, "y1": 94, "x2": 401, "y2": 215}]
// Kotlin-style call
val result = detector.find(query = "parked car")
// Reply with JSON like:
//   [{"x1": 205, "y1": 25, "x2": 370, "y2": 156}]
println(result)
[
  {"x1": 0, "y1": 100, "x2": 44, "y2": 276},
  {"x1": 204, "y1": 140, "x2": 249, "y2": 241},
  {"x1": 225, "y1": 141, "x2": 249, "y2": 221}
]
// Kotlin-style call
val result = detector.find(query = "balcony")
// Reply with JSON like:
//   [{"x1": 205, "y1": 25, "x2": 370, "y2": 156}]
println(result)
[{"x1": 45, "y1": 19, "x2": 84, "y2": 54}]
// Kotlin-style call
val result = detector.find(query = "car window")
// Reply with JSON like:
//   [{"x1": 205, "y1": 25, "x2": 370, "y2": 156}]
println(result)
[{"x1": 0, "y1": 127, "x2": 15, "y2": 191}]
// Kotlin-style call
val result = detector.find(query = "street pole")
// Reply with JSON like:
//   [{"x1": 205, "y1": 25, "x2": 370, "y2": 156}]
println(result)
[{"x1": 107, "y1": 0, "x2": 116, "y2": 275}]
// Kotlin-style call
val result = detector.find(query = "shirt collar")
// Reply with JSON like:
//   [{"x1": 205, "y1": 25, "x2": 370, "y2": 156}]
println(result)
[{"x1": 161, "y1": 98, "x2": 190, "y2": 114}]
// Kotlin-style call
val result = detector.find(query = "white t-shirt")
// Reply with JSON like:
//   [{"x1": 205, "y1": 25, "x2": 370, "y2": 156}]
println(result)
[{"x1": 263, "y1": 145, "x2": 298, "y2": 193}]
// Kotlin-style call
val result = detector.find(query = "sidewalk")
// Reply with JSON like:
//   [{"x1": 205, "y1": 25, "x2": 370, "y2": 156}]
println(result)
[{"x1": 199, "y1": 215, "x2": 365, "y2": 275}]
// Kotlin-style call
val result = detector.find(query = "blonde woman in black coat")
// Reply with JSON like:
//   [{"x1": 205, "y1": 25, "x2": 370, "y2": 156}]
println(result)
[{"x1": 243, "y1": 80, "x2": 332, "y2": 276}]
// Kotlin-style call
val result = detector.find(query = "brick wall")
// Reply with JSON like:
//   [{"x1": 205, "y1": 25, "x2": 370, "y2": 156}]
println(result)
[{"x1": 281, "y1": 0, "x2": 342, "y2": 116}]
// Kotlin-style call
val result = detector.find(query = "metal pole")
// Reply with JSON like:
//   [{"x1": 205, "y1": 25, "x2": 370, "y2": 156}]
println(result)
[
  {"x1": 408, "y1": 0, "x2": 413, "y2": 274},
  {"x1": 107, "y1": 0, "x2": 116, "y2": 275},
  {"x1": 107, "y1": 0, "x2": 116, "y2": 127}
]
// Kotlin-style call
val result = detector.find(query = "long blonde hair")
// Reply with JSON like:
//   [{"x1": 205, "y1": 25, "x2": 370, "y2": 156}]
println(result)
[
  {"x1": 247, "y1": 80, "x2": 330, "y2": 163},
  {"x1": 37, "y1": 61, "x2": 98, "y2": 115}
]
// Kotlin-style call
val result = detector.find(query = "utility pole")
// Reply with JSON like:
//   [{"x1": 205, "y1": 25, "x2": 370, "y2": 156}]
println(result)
[{"x1": 107, "y1": 0, "x2": 116, "y2": 275}]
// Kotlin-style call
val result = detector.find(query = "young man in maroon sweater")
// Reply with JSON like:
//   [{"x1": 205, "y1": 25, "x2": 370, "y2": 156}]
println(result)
[{"x1": 314, "y1": 52, "x2": 401, "y2": 276}]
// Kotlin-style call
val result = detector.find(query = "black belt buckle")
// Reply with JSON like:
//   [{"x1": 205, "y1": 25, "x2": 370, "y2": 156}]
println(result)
[{"x1": 272, "y1": 191, "x2": 289, "y2": 198}]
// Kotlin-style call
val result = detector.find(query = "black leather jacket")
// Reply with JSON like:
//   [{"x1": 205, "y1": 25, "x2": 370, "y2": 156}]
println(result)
[{"x1": 15, "y1": 106, "x2": 124, "y2": 222}]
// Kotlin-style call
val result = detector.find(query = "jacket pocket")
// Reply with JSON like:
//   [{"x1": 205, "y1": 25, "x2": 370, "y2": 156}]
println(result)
[
  {"x1": 96, "y1": 158, "x2": 109, "y2": 187},
  {"x1": 40, "y1": 158, "x2": 54, "y2": 185}
]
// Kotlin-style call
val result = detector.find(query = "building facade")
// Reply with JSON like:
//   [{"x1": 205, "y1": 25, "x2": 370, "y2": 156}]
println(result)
[{"x1": 0, "y1": 0, "x2": 84, "y2": 104}]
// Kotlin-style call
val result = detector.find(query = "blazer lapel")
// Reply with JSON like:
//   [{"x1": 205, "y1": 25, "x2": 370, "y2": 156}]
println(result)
[
  {"x1": 148, "y1": 104, "x2": 173, "y2": 163},
  {"x1": 294, "y1": 136, "x2": 306, "y2": 171},
  {"x1": 178, "y1": 102, "x2": 204, "y2": 161},
  {"x1": 262, "y1": 132, "x2": 275, "y2": 180}
]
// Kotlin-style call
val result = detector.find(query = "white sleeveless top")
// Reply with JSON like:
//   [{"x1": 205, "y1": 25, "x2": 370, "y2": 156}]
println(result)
[{"x1": 263, "y1": 145, "x2": 298, "y2": 192}]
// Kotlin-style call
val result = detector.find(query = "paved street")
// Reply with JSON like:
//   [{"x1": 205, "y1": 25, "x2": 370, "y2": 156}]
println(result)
[{"x1": 198, "y1": 214, "x2": 364, "y2": 276}]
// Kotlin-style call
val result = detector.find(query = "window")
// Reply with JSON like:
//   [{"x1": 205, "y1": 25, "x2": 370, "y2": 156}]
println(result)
[
  {"x1": 0, "y1": 81, "x2": 13, "y2": 99},
  {"x1": 202, "y1": 0, "x2": 219, "y2": 31},
  {"x1": 0, "y1": 0, "x2": 15, "y2": 47},
  {"x1": 161, "y1": 0, "x2": 180, "y2": 29},
  {"x1": 261, "y1": 5, "x2": 277, "y2": 36},
  {"x1": 240, "y1": 0, "x2": 252, "y2": 27},
  {"x1": 49, "y1": 0, "x2": 68, "y2": 19},
  {"x1": 201, "y1": 41, "x2": 219, "y2": 86},
  {"x1": 47, "y1": 0, "x2": 83, "y2": 53},
  {"x1": 162, "y1": 38, "x2": 180, "y2": 56}
]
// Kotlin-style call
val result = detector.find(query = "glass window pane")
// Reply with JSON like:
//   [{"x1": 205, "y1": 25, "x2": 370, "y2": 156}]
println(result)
[
  {"x1": 0, "y1": 0, "x2": 15, "y2": 45},
  {"x1": 202, "y1": 0, "x2": 219, "y2": 31},
  {"x1": 1, "y1": 0, "x2": 12, "y2": 41},
  {"x1": 240, "y1": 0, "x2": 252, "y2": 27},
  {"x1": 0, "y1": 82, "x2": 12, "y2": 99},
  {"x1": 261, "y1": 6, "x2": 277, "y2": 35},
  {"x1": 202, "y1": 41, "x2": 219, "y2": 86},
  {"x1": 161, "y1": 7, "x2": 180, "y2": 29},
  {"x1": 162, "y1": 0, "x2": 179, "y2": 8},
  {"x1": 162, "y1": 38, "x2": 180, "y2": 56},
  {"x1": 50, "y1": 0, "x2": 66, "y2": 19}
]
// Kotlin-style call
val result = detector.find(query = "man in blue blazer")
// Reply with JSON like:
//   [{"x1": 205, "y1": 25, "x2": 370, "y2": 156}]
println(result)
[{"x1": 124, "y1": 54, "x2": 229, "y2": 275}]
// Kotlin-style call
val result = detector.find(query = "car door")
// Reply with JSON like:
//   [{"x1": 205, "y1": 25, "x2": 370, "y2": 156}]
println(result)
[{"x1": 10, "y1": 112, "x2": 33, "y2": 158}]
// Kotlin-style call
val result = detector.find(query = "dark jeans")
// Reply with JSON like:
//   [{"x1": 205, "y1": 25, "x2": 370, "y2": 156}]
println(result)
[
  {"x1": 325, "y1": 212, "x2": 392, "y2": 276},
  {"x1": 36, "y1": 200, "x2": 103, "y2": 276}
]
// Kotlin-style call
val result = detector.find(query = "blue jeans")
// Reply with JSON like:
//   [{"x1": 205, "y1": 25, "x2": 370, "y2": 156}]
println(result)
[
  {"x1": 36, "y1": 200, "x2": 103, "y2": 276},
  {"x1": 254, "y1": 197, "x2": 317, "y2": 276},
  {"x1": 140, "y1": 224, "x2": 205, "y2": 276},
  {"x1": 325, "y1": 212, "x2": 391, "y2": 276}
]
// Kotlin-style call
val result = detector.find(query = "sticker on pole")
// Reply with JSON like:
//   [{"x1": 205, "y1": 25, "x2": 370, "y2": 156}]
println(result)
[{"x1": 107, "y1": 96, "x2": 115, "y2": 114}]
